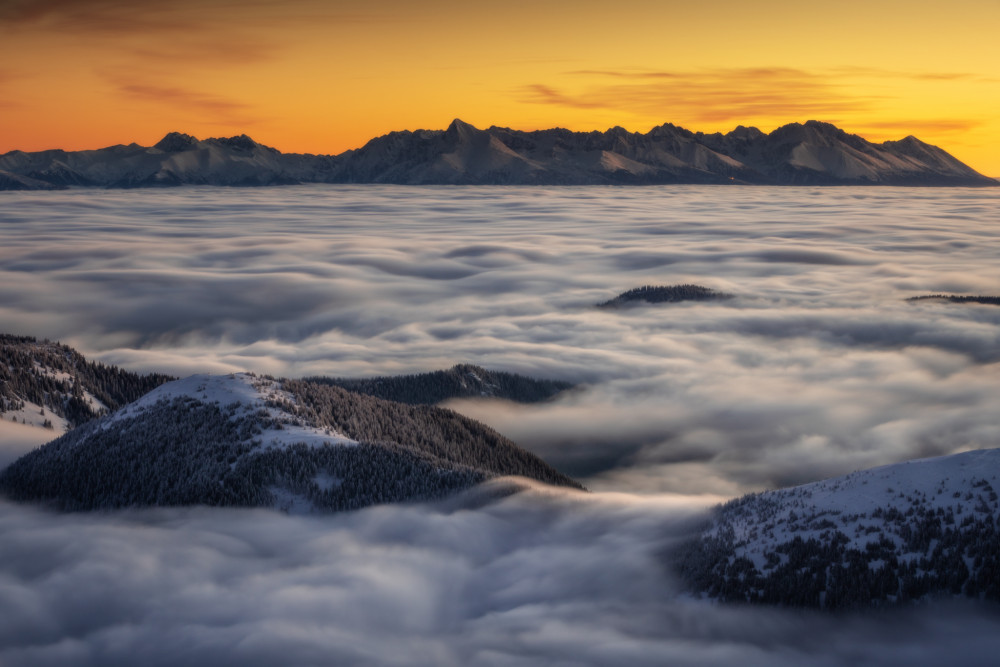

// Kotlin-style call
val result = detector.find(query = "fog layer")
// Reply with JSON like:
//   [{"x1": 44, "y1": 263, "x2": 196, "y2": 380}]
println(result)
[
  {"x1": 2, "y1": 186, "x2": 1000, "y2": 663},
  {"x1": 3, "y1": 490, "x2": 1000, "y2": 667},
  {"x1": 2, "y1": 185, "x2": 997, "y2": 493}
]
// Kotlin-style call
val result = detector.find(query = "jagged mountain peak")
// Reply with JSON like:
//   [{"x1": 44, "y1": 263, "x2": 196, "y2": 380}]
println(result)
[
  {"x1": 445, "y1": 118, "x2": 480, "y2": 138},
  {"x1": 884, "y1": 134, "x2": 933, "y2": 151},
  {"x1": 801, "y1": 119, "x2": 844, "y2": 133},
  {"x1": 726, "y1": 125, "x2": 766, "y2": 140},
  {"x1": 207, "y1": 134, "x2": 271, "y2": 153},
  {"x1": 154, "y1": 132, "x2": 199, "y2": 152},
  {"x1": 769, "y1": 120, "x2": 864, "y2": 147},
  {"x1": 647, "y1": 122, "x2": 692, "y2": 138}
]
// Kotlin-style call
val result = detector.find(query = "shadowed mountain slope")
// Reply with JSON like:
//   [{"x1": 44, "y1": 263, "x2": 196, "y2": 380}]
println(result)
[{"x1": 306, "y1": 363, "x2": 574, "y2": 405}]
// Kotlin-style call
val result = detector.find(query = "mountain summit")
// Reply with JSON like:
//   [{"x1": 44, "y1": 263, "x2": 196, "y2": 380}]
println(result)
[{"x1": 1, "y1": 121, "x2": 994, "y2": 189}]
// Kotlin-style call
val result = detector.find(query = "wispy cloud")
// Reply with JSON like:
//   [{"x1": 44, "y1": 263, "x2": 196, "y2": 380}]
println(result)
[
  {"x1": 0, "y1": 0, "x2": 392, "y2": 34},
  {"x1": 521, "y1": 67, "x2": 991, "y2": 131},
  {"x1": 523, "y1": 84, "x2": 607, "y2": 110},
  {"x1": 860, "y1": 119, "x2": 984, "y2": 136},
  {"x1": 0, "y1": 68, "x2": 19, "y2": 109},
  {"x1": 109, "y1": 79, "x2": 258, "y2": 126},
  {"x1": 831, "y1": 66, "x2": 993, "y2": 82},
  {"x1": 0, "y1": 0, "x2": 204, "y2": 33},
  {"x1": 0, "y1": 0, "x2": 284, "y2": 69},
  {"x1": 521, "y1": 67, "x2": 875, "y2": 125}
]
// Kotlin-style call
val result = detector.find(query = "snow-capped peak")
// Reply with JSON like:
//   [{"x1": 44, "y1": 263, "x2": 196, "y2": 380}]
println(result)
[{"x1": 104, "y1": 372, "x2": 356, "y2": 451}]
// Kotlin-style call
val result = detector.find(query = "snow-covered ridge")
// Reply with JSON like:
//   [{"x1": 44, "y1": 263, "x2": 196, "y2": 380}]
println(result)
[
  {"x1": 714, "y1": 448, "x2": 1000, "y2": 561},
  {"x1": 679, "y1": 448, "x2": 1000, "y2": 608},
  {"x1": 1, "y1": 120, "x2": 994, "y2": 189},
  {"x1": 105, "y1": 372, "x2": 357, "y2": 451}
]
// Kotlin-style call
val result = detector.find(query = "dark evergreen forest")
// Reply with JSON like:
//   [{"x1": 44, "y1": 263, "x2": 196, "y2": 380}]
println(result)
[
  {"x1": 675, "y1": 481, "x2": 1000, "y2": 609},
  {"x1": 907, "y1": 295, "x2": 1000, "y2": 306},
  {"x1": 306, "y1": 364, "x2": 573, "y2": 405},
  {"x1": 597, "y1": 284, "x2": 733, "y2": 308},
  {"x1": 0, "y1": 376, "x2": 581, "y2": 512},
  {"x1": 0, "y1": 334, "x2": 173, "y2": 427}
]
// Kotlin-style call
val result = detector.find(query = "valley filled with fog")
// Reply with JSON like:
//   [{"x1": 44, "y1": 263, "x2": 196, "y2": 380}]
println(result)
[{"x1": 1, "y1": 185, "x2": 999, "y2": 664}]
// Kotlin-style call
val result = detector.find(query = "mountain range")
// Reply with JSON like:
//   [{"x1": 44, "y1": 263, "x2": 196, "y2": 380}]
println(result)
[{"x1": 1, "y1": 120, "x2": 995, "y2": 189}]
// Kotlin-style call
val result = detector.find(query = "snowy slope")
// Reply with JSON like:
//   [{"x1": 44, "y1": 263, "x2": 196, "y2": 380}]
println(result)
[
  {"x1": 678, "y1": 448, "x2": 1000, "y2": 608},
  {"x1": 0, "y1": 334, "x2": 171, "y2": 434},
  {"x1": 104, "y1": 373, "x2": 357, "y2": 452},
  {"x1": 0, "y1": 372, "x2": 579, "y2": 513}
]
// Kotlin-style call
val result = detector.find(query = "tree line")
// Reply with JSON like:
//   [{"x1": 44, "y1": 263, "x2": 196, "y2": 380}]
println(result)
[{"x1": 0, "y1": 334, "x2": 173, "y2": 428}]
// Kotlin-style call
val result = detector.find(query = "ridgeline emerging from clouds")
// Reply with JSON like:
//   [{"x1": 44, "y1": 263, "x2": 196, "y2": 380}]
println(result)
[{"x1": 1, "y1": 120, "x2": 995, "y2": 189}]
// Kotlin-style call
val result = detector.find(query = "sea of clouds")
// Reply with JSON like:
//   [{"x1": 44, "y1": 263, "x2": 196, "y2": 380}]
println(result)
[{"x1": 1, "y1": 184, "x2": 999, "y2": 663}]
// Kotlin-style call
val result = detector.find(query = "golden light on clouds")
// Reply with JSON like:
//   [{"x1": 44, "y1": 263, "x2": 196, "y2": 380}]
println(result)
[{"x1": 1, "y1": 0, "x2": 997, "y2": 174}]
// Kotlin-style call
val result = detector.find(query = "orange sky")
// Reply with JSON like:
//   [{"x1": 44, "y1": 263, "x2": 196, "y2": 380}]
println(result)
[{"x1": 1, "y1": 0, "x2": 998, "y2": 175}]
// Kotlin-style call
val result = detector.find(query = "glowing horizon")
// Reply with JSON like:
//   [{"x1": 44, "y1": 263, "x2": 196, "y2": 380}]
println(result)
[{"x1": 2, "y1": 0, "x2": 998, "y2": 175}]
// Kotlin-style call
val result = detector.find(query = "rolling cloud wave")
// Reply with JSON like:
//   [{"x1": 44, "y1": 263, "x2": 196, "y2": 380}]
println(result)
[{"x1": 2, "y1": 492, "x2": 1000, "y2": 666}]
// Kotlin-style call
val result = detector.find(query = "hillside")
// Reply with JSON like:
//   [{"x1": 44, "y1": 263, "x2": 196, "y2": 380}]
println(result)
[
  {"x1": 1, "y1": 120, "x2": 994, "y2": 189},
  {"x1": 907, "y1": 295, "x2": 1000, "y2": 306},
  {"x1": 0, "y1": 373, "x2": 582, "y2": 512},
  {"x1": 676, "y1": 449, "x2": 1000, "y2": 609},
  {"x1": 597, "y1": 284, "x2": 733, "y2": 308},
  {"x1": 306, "y1": 363, "x2": 574, "y2": 405},
  {"x1": 0, "y1": 334, "x2": 173, "y2": 432}
]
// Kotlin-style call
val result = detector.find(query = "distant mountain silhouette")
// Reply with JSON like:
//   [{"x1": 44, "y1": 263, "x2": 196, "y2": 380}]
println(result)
[
  {"x1": 906, "y1": 294, "x2": 1000, "y2": 306},
  {"x1": 2, "y1": 120, "x2": 995, "y2": 189}
]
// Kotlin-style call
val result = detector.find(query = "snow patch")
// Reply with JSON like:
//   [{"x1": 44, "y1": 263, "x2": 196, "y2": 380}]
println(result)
[
  {"x1": 2, "y1": 398, "x2": 68, "y2": 434},
  {"x1": 703, "y1": 448, "x2": 1000, "y2": 581}
]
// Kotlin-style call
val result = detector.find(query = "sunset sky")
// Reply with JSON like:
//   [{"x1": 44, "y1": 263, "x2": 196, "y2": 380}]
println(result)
[{"x1": 1, "y1": 0, "x2": 998, "y2": 175}]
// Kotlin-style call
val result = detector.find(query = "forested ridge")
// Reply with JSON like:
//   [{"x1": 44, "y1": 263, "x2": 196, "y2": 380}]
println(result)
[
  {"x1": 0, "y1": 334, "x2": 173, "y2": 427},
  {"x1": 597, "y1": 284, "x2": 733, "y2": 308},
  {"x1": 907, "y1": 294, "x2": 1000, "y2": 306},
  {"x1": 284, "y1": 378, "x2": 581, "y2": 488},
  {"x1": 306, "y1": 363, "x2": 573, "y2": 405},
  {"x1": 675, "y1": 450, "x2": 1000, "y2": 609},
  {"x1": 0, "y1": 397, "x2": 487, "y2": 512}
]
